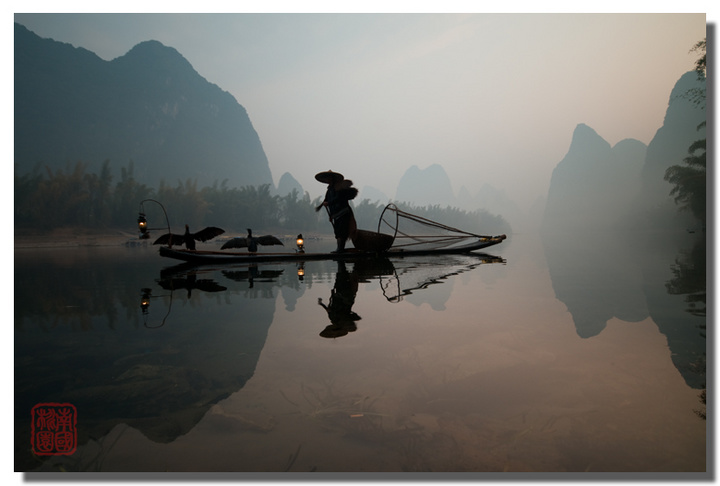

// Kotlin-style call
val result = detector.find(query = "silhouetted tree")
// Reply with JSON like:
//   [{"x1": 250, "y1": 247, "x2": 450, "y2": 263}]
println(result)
[
  {"x1": 14, "y1": 163, "x2": 44, "y2": 226},
  {"x1": 37, "y1": 162, "x2": 94, "y2": 227},
  {"x1": 665, "y1": 139, "x2": 706, "y2": 226},
  {"x1": 278, "y1": 189, "x2": 321, "y2": 231},
  {"x1": 665, "y1": 38, "x2": 706, "y2": 227},
  {"x1": 14, "y1": 161, "x2": 510, "y2": 235},
  {"x1": 156, "y1": 178, "x2": 211, "y2": 228},
  {"x1": 352, "y1": 199, "x2": 387, "y2": 232},
  {"x1": 111, "y1": 161, "x2": 154, "y2": 226},
  {"x1": 686, "y1": 38, "x2": 706, "y2": 108},
  {"x1": 84, "y1": 160, "x2": 113, "y2": 226}
]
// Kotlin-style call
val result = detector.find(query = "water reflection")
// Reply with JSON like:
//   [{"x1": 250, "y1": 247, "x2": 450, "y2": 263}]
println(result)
[
  {"x1": 15, "y1": 248, "x2": 271, "y2": 469},
  {"x1": 317, "y1": 261, "x2": 362, "y2": 338},
  {"x1": 543, "y1": 230, "x2": 706, "y2": 390},
  {"x1": 145, "y1": 254, "x2": 506, "y2": 336},
  {"x1": 15, "y1": 248, "x2": 503, "y2": 471},
  {"x1": 385, "y1": 254, "x2": 503, "y2": 304},
  {"x1": 157, "y1": 266, "x2": 228, "y2": 296},
  {"x1": 542, "y1": 231, "x2": 647, "y2": 338},
  {"x1": 665, "y1": 235, "x2": 707, "y2": 419},
  {"x1": 666, "y1": 235, "x2": 707, "y2": 319},
  {"x1": 15, "y1": 238, "x2": 706, "y2": 473}
]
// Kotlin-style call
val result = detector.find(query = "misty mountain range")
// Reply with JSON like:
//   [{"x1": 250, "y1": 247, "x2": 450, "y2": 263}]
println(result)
[
  {"x1": 14, "y1": 23, "x2": 705, "y2": 233},
  {"x1": 15, "y1": 23, "x2": 272, "y2": 190},
  {"x1": 544, "y1": 70, "x2": 705, "y2": 232}
]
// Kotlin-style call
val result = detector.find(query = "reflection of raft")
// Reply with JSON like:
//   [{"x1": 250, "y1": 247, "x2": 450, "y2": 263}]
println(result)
[{"x1": 158, "y1": 204, "x2": 507, "y2": 264}]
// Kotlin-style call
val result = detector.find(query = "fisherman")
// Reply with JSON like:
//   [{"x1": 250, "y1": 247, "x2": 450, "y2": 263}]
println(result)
[{"x1": 315, "y1": 170, "x2": 358, "y2": 253}]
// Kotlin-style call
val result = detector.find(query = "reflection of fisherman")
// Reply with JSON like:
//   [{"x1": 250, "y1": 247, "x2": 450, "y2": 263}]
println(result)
[
  {"x1": 315, "y1": 170, "x2": 358, "y2": 253},
  {"x1": 317, "y1": 261, "x2": 361, "y2": 338}
]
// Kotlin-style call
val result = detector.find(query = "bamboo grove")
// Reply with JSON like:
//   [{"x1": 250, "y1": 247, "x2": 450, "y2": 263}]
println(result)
[{"x1": 14, "y1": 160, "x2": 511, "y2": 236}]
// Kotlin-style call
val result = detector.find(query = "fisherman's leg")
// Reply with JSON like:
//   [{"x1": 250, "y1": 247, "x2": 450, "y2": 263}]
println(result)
[
  {"x1": 334, "y1": 238, "x2": 346, "y2": 253},
  {"x1": 332, "y1": 216, "x2": 350, "y2": 253}
]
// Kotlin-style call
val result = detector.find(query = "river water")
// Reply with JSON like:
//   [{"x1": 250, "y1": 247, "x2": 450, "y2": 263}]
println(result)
[{"x1": 14, "y1": 231, "x2": 707, "y2": 475}]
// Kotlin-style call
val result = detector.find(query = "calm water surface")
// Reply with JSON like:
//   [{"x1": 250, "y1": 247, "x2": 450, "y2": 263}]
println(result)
[{"x1": 15, "y1": 232, "x2": 706, "y2": 474}]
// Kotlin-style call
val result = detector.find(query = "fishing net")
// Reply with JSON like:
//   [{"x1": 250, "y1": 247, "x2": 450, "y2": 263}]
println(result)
[{"x1": 376, "y1": 204, "x2": 495, "y2": 252}]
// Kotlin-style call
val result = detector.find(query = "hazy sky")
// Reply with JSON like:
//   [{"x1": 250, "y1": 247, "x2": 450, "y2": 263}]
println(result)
[{"x1": 13, "y1": 8, "x2": 708, "y2": 210}]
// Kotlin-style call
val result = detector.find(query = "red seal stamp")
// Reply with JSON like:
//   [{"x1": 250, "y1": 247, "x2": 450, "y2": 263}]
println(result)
[{"x1": 31, "y1": 403, "x2": 77, "y2": 456}]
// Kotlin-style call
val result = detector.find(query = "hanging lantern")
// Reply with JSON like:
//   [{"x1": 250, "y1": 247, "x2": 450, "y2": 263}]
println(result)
[
  {"x1": 137, "y1": 212, "x2": 149, "y2": 238},
  {"x1": 140, "y1": 288, "x2": 151, "y2": 314}
]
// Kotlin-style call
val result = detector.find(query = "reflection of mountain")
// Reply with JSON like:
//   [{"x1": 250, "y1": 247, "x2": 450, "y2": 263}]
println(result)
[
  {"x1": 666, "y1": 237, "x2": 706, "y2": 318},
  {"x1": 638, "y1": 234, "x2": 706, "y2": 389},
  {"x1": 16, "y1": 248, "x2": 505, "y2": 470},
  {"x1": 543, "y1": 231, "x2": 706, "y2": 388},
  {"x1": 14, "y1": 249, "x2": 280, "y2": 471},
  {"x1": 543, "y1": 232, "x2": 648, "y2": 337}
]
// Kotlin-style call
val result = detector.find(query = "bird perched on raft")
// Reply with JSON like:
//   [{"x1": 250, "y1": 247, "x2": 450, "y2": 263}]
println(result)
[
  {"x1": 153, "y1": 224, "x2": 225, "y2": 250},
  {"x1": 221, "y1": 228, "x2": 284, "y2": 253}
]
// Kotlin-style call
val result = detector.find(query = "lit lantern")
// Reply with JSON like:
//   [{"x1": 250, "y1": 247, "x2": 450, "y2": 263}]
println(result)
[
  {"x1": 140, "y1": 288, "x2": 151, "y2": 314},
  {"x1": 137, "y1": 212, "x2": 149, "y2": 238},
  {"x1": 296, "y1": 234, "x2": 305, "y2": 253},
  {"x1": 136, "y1": 199, "x2": 171, "y2": 241}
]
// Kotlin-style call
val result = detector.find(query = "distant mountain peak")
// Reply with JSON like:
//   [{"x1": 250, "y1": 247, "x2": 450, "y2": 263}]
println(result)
[
  {"x1": 543, "y1": 69, "x2": 705, "y2": 232},
  {"x1": 125, "y1": 40, "x2": 183, "y2": 60},
  {"x1": 395, "y1": 164, "x2": 455, "y2": 207},
  {"x1": 116, "y1": 39, "x2": 196, "y2": 75},
  {"x1": 14, "y1": 23, "x2": 274, "y2": 190},
  {"x1": 568, "y1": 123, "x2": 611, "y2": 154},
  {"x1": 277, "y1": 172, "x2": 303, "y2": 197}
]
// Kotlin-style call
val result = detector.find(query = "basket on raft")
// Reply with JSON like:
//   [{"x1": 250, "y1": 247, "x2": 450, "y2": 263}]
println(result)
[{"x1": 351, "y1": 229, "x2": 395, "y2": 252}]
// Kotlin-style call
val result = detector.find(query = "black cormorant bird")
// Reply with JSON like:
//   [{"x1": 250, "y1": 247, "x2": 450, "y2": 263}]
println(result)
[
  {"x1": 221, "y1": 228, "x2": 284, "y2": 253},
  {"x1": 153, "y1": 224, "x2": 225, "y2": 250}
]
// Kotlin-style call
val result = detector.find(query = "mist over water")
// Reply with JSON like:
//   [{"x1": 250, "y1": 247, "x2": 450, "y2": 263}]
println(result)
[{"x1": 15, "y1": 230, "x2": 706, "y2": 473}]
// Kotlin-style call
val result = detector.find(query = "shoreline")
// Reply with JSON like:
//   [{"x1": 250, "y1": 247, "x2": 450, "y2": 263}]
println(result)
[
  {"x1": 14, "y1": 227, "x2": 332, "y2": 250},
  {"x1": 14, "y1": 227, "x2": 139, "y2": 249}
]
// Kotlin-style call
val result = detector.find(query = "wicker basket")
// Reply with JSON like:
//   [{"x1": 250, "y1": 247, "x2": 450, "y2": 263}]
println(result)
[{"x1": 351, "y1": 229, "x2": 395, "y2": 252}]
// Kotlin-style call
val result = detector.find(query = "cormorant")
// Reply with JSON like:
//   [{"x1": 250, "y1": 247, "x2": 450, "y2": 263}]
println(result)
[
  {"x1": 153, "y1": 224, "x2": 225, "y2": 250},
  {"x1": 221, "y1": 228, "x2": 284, "y2": 253}
]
